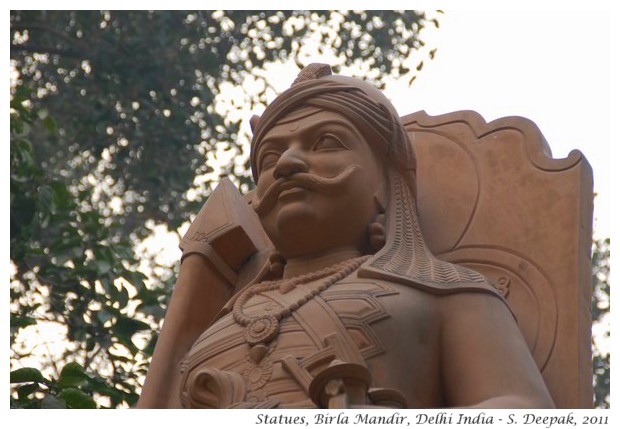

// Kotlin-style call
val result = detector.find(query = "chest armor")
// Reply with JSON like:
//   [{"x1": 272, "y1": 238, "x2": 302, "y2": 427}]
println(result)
[{"x1": 178, "y1": 277, "x2": 402, "y2": 408}]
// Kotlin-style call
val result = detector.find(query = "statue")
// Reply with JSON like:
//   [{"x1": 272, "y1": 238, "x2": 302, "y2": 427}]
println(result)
[{"x1": 136, "y1": 64, "x2": 587, "y2": 409}]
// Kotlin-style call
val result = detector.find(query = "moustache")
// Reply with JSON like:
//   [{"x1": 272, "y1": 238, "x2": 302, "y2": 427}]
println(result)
[{"x1": 251, "y1": 165, "x2": 360, "y2": 216}]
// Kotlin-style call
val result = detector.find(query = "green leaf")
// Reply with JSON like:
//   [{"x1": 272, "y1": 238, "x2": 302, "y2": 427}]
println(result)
[
  {"x1": 113, "y1": 316, "x2": 151, "y2": 356},
  {"x1": 58, "y1": 387, "x2": 97, "y2": 409},
  {"x1": 97, "y1": 260, "x2": 112, "y2": 274},
  {"x1": 11, "y1": 367, "x2": 44, "y2": 384},
  {"x1": 16, "y1": 121, "x2": 31, "y2": 137},
  {"x1": 114, "y1": 316, "x2": 151, "y2": 339},
  {"x1": 43, "y1": 116, "x2": 57, "y2": 133},
  {"x1": 142, "y1": 332, "x2": 158, "y2": 356},
  {"x1": 15, "y1": 139, "x2": 34, "y2": 167},
  {"x1": 60, "y1": 362, "x2": 88, "y2": 379},
  {"x1": 41, "y1": 394, "x2": 67, "y2": 409},
  {"x1": 88, "y1": 379, "x2": 124, "y2": 403},
  {"x1": 59, "y1": 363, "x2": 90, "y2": 389},
  {"x1": 50, "y1": 180, "x2": 73, "y2": 209},
  {"x1": 17, "y1": 382, "x2": 41, "y2": 399},
  {"x1": 85, "y1": 338, "x2": 96, "y2": 352},
  {"x1": 58, "y1": 376, "x2": 89, "y2": 389},
  {"x1": 38, "y1": 185, "x2": 53, "y2": 207},
  {"x1": 37, "y1": 184, "x2": 55, "y2": 225},
  {"x1": 118, "y1": 285, "x2": 129, "y2": 307},
  {"x1": 10, "y1": 314, "x2": 37, "y2": 329},
  {"x1": 126, "y1": 271, "x2": 147, "y2": 291},
  {"x1": 96, "y1": 308, "x2": 115, "y2": 325}
]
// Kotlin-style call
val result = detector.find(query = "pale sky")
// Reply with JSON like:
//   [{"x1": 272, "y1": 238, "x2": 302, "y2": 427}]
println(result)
[{"x1": 382, "y1": 10, "x2": 611, "y2": 239}]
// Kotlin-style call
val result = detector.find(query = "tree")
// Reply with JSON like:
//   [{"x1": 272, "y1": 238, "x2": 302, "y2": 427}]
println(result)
[
  {"x1": 10, "y1": 11, "x2": 436, "y2": 234},
  {"x1": 10, "y1": 10, "x2": 440, "y2": 408},
  {"x1": 591, "y1": 238, "x2": 610, "y2": 408},
  {"x1": 10, "y1": 90, "x2": 157, "y2": 407}
]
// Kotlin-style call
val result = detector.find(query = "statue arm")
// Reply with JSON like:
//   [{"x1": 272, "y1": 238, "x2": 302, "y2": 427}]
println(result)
[
  {"x1": 439, "y1": 291, "x2": 555, "y2": 408},
  {"x1": 136, "y1": 254, "x2": 233, "y2": 408},
  {"x1": 137, "y1": 179, "x2": 272, "y2": 408}
]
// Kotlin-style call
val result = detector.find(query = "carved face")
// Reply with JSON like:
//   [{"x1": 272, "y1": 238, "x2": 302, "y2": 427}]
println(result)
[{"x1": 253, "y1": 108, "x2": 385, "y2": 259}]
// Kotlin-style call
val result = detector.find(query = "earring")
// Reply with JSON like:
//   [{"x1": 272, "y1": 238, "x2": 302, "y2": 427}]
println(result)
[
  {"x1": 368, "y1": 193, "x2": 387, "y2": 253},
  {"x1": 268, "y1": 251, "x2": 285, "y2": 278},
  {"x1": 369, "y1": 213, "x2": 386, "y2": 253}
]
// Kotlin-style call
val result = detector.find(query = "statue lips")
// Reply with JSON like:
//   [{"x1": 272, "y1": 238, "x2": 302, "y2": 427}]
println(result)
[{"x1": 277, "y1": 181, "x2": 310, "y2": 201}]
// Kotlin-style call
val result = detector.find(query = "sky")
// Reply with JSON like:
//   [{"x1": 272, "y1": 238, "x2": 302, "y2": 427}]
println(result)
[{"x1": 384, "y1": 10, "x2": 611, "y2": 239}]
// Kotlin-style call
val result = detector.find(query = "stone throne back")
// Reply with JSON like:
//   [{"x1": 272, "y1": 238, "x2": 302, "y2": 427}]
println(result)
[{"x1": 403, "y1": 110, "x2": 594, "y2": 408}]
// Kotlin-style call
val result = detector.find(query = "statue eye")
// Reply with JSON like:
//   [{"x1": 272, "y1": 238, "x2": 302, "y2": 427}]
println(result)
[
  {"x1": 259, "y1": 152, "x2": 280, "y2": 171},
  {"x1": 313, "y1": 134, "x2": 346, "y2": 151}
]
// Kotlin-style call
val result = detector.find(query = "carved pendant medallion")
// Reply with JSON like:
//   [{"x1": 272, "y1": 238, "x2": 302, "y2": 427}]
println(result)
[{"x1": 244, "y1": 315, "x2": 280, "y2": 346}]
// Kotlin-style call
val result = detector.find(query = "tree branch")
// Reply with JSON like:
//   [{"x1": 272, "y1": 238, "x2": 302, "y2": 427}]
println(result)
[
  {"x1": 34, "y1": 324, "x2": 60, "y2": 379},
  {"x1": 105, "y1": 349, "x2": 118, "y2": 377},
  {"x1": 11, "y1": 44, "x2": 84, "y2": 59},
  {"x1": 11, "y1": 22, "x2": 90, "y2": 52},
  {"x1": 83, "y1": 344, "x2": 103, "y2": 370}
]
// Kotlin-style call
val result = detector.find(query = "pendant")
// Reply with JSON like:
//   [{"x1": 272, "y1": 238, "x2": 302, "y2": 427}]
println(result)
[
  {"x1": 244, "y1": 315, "x2": 280, "y2": 346},
  {"x1": 243, "y1": 343, "x2": 274, "y2": 396},
  {"x1": 242, "y1": 352, "x2": 273, "y2": 393}
]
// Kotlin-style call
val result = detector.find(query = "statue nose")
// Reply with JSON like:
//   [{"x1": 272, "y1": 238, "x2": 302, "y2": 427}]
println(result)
[{"x1": 273, "y1": 148, "x2": 309, "y2": 179}]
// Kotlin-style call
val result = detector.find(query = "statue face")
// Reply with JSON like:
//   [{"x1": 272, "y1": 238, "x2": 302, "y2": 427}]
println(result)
[{"x1": 253, "y1": 108, "x2": 384, "y2": 259}]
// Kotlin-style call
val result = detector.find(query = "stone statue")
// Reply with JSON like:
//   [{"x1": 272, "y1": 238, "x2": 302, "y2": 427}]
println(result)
[{"x1": 137, "y1": 64, "x2": 561, "y2": 409}]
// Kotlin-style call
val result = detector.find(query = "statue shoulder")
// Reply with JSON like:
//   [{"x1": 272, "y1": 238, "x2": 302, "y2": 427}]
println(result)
[{"x1": 357, "y1": 262, "x2": 503, "y2": 298}]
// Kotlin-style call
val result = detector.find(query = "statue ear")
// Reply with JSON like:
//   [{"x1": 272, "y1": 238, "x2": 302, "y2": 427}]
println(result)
[
  {"x1": 368, "y1": 192, "x2": 387, "y2": 253},
  {"x1": 249, "y1": 115, "x2": 260, "y2": 133},
  {"x1": 374, "y1": 192, "x2": 386, "y2": 214}
]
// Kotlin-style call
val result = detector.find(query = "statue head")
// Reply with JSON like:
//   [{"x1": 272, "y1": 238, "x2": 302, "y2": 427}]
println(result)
[
  {"x1": 250, "y1": 64, "x2": 416, "y2": 261},
  {"x1": 250, "y1": 64, "x2": 488, "y2": 292}
]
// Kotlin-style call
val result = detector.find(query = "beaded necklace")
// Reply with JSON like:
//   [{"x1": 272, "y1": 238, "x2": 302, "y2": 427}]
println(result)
[{"x1": 232, "y1": 255, "x2": 370, "y2": 347}]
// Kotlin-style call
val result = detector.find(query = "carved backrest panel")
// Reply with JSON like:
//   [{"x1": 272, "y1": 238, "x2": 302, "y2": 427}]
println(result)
[{"x1": 402, "y1": 110, "x2": 594, "y2": 408}]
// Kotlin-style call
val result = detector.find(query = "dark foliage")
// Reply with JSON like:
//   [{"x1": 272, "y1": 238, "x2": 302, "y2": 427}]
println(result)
[
  {"x1": 10, "y1": 10, "x2": 437, "y2": 408},
  {"x1": 591, "y1": 238, "x2": 610, "y2": 408}
]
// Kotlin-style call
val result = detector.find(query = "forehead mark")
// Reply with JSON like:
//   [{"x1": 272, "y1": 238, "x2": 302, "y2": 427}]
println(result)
[{"x1": 287, "y1": 121, "x2": 300, "y2": 132}]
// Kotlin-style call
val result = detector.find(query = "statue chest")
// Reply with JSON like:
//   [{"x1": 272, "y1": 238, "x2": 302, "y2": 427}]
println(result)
[{"x1": 179, "y1": 277, "x2": 439, "y2": 408}]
